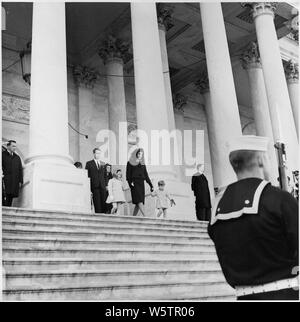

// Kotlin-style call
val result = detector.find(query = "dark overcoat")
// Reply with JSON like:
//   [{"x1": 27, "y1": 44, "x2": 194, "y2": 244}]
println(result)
[
  {"x1": 2, "y1": 150, "x2": 23, "y2": 197},
  {"x1": 191, "y1": 173, "x2": 211, "y2": 208}
]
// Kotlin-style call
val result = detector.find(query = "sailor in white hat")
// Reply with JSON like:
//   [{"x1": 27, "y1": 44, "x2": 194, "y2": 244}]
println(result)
[{"x1": 208, "y1": 135, "x2": 298, "y2": 301}]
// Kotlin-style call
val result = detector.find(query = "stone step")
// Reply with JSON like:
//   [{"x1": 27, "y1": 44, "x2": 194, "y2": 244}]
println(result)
[
  {"x1": 3, "y1": 237, "x2": 214, "y2": 251},
  {"x1": 2, "y1": 220, "x2": 208, "y2": 237},
  {"x1": 3, "y1": 248, "x2": 217, "y2": 260},
  {"x1": 3, "y1": 258, "x2": 222, "y2": 273},
  {"x1": 5, "y1": 269, "x2": 226, "y2": 290},
  {"x1": 3, "y1": 228, "x2": 208, "y2": 243},
  {"x1": 2, "y1": 213, "x2": 207, "y2": 232},
  {"x1": 2, "y1": 207, "x2": 208, "y2": 228},
  {"x1": 3, "y1": 281, "x2": 235, "y2": 301}
]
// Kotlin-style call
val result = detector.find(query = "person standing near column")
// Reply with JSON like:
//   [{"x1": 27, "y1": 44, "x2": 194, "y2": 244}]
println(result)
[
  {"x1": 104, "y1": 163, "x2": 113, "y2": 214},
  {"x1": 191, "y1": 164, "x2": 211, "y2": 221},
  {"x1": 2, "y1": 140, "x2": 23, "y2": 207},
  {"x1": 85, "y1": 148, "x2": 106, "y2": 214},
  {"x1": 126, "y1": 148, "x2": 154, "y2": 217}
]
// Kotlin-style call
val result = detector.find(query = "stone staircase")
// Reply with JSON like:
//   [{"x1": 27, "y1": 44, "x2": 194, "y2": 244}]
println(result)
[{"x1": 2, "y1": 207, "x2": 235, "y2": 301}]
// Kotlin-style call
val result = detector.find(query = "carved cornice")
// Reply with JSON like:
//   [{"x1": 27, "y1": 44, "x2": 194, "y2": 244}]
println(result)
[
  {"x1": 173, "y1": 93, "x2": 187, "y2": 112},
  {"x1": 98, "y1": 35, "x2": 130, "y2": 64},
  {"x1": 242, "y1": 2, "x2": 277, "y2": 20},
  {"x1": 195, "y1": 72, "x2": 209, "y2": 94},
  {"x1": 156, "y1": 4, "x2": 174, "y2": 31},
  {"x1": 241, "y1": 41, "x2": 262, "y2": 69},
  {"x1": 73, "y1": 65, "x2": 98, "y2": 89},
  {"x1": 285, "y1": 15, "x2": 299, "y2": 42},
  {"x1": 284, "y1": 60, "x2": 299, "y2": 84}
]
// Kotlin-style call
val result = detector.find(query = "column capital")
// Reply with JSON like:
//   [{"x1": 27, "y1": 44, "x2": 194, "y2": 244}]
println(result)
[
  {"x1": 156, "y1": 4, "x2": 174, "y2": 31},
  {"x1": 285, "y1": 15, "x2": 299, "y2": 42},
  {"x1": 242, "y1": 2, "x2": 277, "y2": 20},
  {"x1": 98, "y1": 34, "x2": 130, "y2": 65},
  {"x1": 284, "y1": 60, "x2": 299, "y2": 84},
  {"x1": 73, "y1": 65, "x2": 98, "y2": 89},
  {"x1": 195, "y1": 72, "x2": 210, "y2": 94},
  {"x1": 173, "y1": 93, "x2": 187, "y2": 112},
  {"x1": 241, "y1": 41, "x2": 262, "y2": 69}
]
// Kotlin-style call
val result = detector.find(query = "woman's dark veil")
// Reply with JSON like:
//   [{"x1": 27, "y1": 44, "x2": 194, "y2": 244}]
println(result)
[{"x1": 128, "y1": 148, "x2": 145, "y2": 166}]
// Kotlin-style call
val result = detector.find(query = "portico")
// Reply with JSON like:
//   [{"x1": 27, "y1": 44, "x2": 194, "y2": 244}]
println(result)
[{"x1": 2, "y1": 2, "x2": 299, "y2": 219}]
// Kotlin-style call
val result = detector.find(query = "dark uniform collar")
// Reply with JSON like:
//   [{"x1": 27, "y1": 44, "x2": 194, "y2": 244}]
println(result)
[
  {"x1": 211, "y1": 178, "x2": 270, "y2": 226},
  {"x1": 4, "y1": 149, "x2": 14, "y2": 157}
]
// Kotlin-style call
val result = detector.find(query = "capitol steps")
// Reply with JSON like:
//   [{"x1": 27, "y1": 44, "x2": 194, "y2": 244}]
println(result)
[{"x1": 2, "y1": 207, "x2": 235, "y2": 301}]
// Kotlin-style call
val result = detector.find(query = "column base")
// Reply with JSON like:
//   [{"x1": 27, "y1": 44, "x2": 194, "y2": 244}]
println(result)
[{"x1": 16, "y1": 161, "x2": 92, "y2": 213}]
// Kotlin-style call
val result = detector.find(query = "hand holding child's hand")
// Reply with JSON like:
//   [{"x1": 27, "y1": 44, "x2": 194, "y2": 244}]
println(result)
[{"x1": 170, "y1": 199, "x2": 176, "y2": 207}]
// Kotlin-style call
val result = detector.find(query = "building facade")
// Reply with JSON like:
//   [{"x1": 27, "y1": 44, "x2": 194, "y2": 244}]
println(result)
[{"x1": 2, "y1": 2, "x2": 299, "y2": 220}]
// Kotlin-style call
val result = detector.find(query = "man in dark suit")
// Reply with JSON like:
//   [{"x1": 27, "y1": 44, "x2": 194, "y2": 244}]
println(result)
[
  {"x1": 85, "y1": 148, "x2": 106, "y2": 213},
  {"x1": 2, "y1": 140, "x2": 23, "y2": 207},
  {"x1": 191, "y1": 164, "x2": 211, "y2": 221}
]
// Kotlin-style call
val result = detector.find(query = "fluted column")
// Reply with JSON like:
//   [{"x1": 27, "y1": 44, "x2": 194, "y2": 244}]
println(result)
[
  {"x1": 28, "y1": 3, "x2": 71, "y2": 164},
  {"x1": 20, "y1": 3, "x2": 91, "y2": 212},
  {"x1": 200, "y1": 2, "x2": 242, "y2": 189},
  {"x1": 241, "y1": 42, "x2": 278, "y2": 185},
  {"x1": 99, "y1": 35, "x2": 128, "y2": 169},
  {"x1": 196, "y1": 73, "x2": 220, "y2": 191},
  {"x1": 73, "y1": 65, "x2": 97, "y2": 164},
  {"x1": 284, "y1": 60, "x2": 299, "y2": 137},
  {"x1": 131, "y1": 2, "x2": 176, "y2": 180},
  {"x1": 157, "y1": 5, "x2": 176, "y2": 132},
  {"x1": 247, "y1": 2, "x2": 299, "y2": 172},
  {"x1": 173, "y1": 93, "x2": 187, "y2": 181}
]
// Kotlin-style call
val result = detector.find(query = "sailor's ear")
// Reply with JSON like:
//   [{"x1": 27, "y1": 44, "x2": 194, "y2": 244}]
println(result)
[
  {"x1": 256, "y1": 152, "x2": 265, "y2": 168},
  {"x1": 257, "y1": 151, "x2": 270, "y2": 169}
]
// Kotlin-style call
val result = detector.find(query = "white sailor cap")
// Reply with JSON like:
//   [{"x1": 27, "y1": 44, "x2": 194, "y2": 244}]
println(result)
[{"x1": 227, "y1": 135, "x2": 269, "y2": 154}]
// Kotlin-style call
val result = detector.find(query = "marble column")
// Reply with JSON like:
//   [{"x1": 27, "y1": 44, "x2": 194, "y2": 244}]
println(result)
[
  {"x1": 284, "y1": 60, "x2": 299, "y2": 137},
  {"x1": 99, "y1": 35, "x2": 129, "y2": 170},
  {"x1": 131, "y1": 2, "x2": 195, "y2": 221},
  {"x1": 73, "y1": 65, "x2": 97, "y2": 165},
  {"x1": 131, "y1": 2, "x2": 176, "y2": 180},
  {"x1": 196, "y1": 73, "x2": 220, "y2": 192},
  {"x1": 19, "y1": 3, "x2": 91, "y2": 212},
  {"x1": 157, "y1": 5, "x2": 176, "y2": 132},
  {"x1": 173, "y1": 93, "x2": 187, "y2": 181},
  {"x1": 248, "y1": 2, "x2": 299, "y2": 172},
  {"x1": 200, "y1": 2, "x2": 242, "y2": 189},
  {"x1": 241, "y1": 42, "x2": 278, "y2": 185},
  {"x1": 2, "y1": 6, "x2": 6, "y2": 30}
]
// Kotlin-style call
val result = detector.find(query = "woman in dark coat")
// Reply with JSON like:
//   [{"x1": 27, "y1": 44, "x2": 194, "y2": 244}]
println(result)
[
  {"x1": 104, "y1": 164, "x2": 113, "y2": 213},
  {"x1": 126, "y1": 148, "x2": 153, "y2": 217},
  {"x1": 2, "y1": 141, "x2": 23, "y2": 207}
]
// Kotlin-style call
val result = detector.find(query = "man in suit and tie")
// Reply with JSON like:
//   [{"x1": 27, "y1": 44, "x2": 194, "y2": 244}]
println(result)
[
  {"x1": 191, "y1": 163, "x2": 212, "y2": 221},
  {"x1": 2, "y1": 140, "x2": 23, "y2": 207},
  {"x1": 85, "y1": 148, "x2": 106, "y2": 213}
]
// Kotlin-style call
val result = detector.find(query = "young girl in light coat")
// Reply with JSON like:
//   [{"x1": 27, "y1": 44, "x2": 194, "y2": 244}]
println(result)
[{"x1": 106, "y1": 169, "x2": 126, "y2": 215}]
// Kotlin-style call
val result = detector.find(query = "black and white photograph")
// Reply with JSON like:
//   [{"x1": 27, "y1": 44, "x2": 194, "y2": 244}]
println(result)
[{"x1": 1, "y1": 0, "x2": 299, "y2": 304}]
